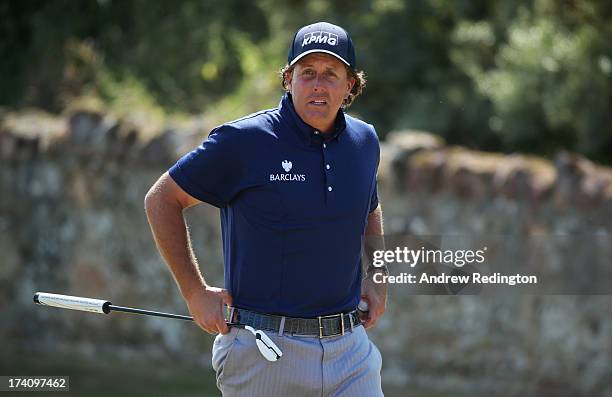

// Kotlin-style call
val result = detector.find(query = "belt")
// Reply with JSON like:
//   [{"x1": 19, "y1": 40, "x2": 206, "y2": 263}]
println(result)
[{"x1": 227, "y1": 307, "x2": 362, "y2": 338}]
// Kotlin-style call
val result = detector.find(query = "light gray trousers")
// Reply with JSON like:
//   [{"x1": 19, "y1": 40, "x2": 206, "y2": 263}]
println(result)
[{"x1": 212, "y1": 324, "x2": 383, "y2": 397}]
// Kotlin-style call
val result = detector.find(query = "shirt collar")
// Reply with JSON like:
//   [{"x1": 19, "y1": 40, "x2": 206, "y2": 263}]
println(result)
[{"x1": 279, "y1": 93, "x2": 347, "y2": 145}]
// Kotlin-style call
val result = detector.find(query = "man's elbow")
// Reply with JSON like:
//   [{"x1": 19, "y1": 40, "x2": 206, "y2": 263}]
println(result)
[
  {"x1": 144, "y1": 180, "x2": 170, "y2": 217},
  {"x1": 368, "y1": 204, "x2": 382, "y2": 219},
  {"x1": 144, "y1": 186, "x2": 159, "y2": 216},
  {"x1": 144, "y1": 177, "x2": 192, "y2": 217},
  {"x1": 366, "y1": 204, "x2": 383, "y2": 235}
]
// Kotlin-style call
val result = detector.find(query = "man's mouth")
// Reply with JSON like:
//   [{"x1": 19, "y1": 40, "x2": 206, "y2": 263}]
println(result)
[{"x1": 308, "y1": 99, "x2": 328, "y2": 106}]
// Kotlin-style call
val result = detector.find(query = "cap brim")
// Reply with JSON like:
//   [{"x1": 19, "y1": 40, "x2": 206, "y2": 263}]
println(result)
[{"x1": 289, "y1": 49, "x2": 351, "y2": 67}]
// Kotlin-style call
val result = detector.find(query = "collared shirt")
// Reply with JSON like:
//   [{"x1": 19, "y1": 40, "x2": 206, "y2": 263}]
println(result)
[{"x1": 169, "y1": 93, "x2": 379, "y2": 317}]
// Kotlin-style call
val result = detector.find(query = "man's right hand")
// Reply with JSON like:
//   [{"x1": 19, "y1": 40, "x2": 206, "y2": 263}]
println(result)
[{"x1": 185, "y1": 286, "x2": 233, "y2": 335}]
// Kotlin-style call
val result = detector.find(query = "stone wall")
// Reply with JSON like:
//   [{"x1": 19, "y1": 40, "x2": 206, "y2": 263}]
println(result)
[
  {"x1": 0, "y1": 111, "x2": 610, "y2": 396},
  {"x1": 374, "y1": 132, "x2": 611, "y2": 396}
]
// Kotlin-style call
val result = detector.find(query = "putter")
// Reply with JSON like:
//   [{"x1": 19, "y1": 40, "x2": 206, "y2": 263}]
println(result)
[{"x1": 34, "y1": 292, "x2": 283, "y2": 361}]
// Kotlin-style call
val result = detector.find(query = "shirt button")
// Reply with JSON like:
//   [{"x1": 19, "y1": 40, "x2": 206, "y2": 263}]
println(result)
[
  {"x1": 328, "y1": 186, "x2": 333, "y2": 192},
  {"x1": 314, "y1": 130, "x2": 319, "y2": 135},
  {"x1": 326, "y1": 164, "x2": 330, "y2": 170},
  {"x1": 323, "y1": 143, "x2": 327, "y2": 149}
]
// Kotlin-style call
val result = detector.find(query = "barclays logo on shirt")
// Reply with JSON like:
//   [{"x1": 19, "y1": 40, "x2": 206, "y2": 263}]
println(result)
[{"x1": 270, "y1": 160, "x2": 306, "y2": 182}]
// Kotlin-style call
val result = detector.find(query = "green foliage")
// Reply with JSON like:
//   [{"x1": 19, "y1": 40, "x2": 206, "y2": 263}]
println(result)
[
  {"x1": 456, "y1": 0, "x2": 612, "y2": 162},
  {"x1": 1, "y1": 0, "x2": 610, "y2": 163}
]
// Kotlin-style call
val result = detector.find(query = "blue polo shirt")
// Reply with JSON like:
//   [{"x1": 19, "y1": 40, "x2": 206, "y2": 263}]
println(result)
[{"x1": 169, "y1": 93, "x2": 379, "y2": 317}]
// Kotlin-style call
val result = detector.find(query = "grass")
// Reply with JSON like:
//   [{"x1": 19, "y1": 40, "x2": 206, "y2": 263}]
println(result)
[
  {"x1": 1, "y1": 353, "x2": 220, "y2": 397},
  {"x1": 2, "y1": 352, "x2": 465, "y2": 397}
]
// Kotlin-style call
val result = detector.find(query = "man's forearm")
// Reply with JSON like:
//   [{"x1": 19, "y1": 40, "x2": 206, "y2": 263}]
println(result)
[
  {"x1": 360, "y1": 204, "x2": 387, "y2": 328},
  {"x1": 364, "y1": 204, "x2": 386, "y2": 273},
  {"x1": 144, "y1": 193, "x2": 206, "y2": 299}
]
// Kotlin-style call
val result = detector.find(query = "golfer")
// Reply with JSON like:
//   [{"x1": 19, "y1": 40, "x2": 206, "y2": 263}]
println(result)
[{"x1": 145, "y1": 21, "x2": 387, "y2": 396}]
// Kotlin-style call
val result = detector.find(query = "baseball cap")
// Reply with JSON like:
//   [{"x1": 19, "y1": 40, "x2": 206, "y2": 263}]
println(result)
[{"x1": 287, "y1": 22, "x2": 356, "y2": 69}]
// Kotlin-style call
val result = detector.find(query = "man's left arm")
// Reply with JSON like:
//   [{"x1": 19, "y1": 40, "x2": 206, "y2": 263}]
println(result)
[{"x1": 360, "y1": 204, "x2": 388, "y2": 329}]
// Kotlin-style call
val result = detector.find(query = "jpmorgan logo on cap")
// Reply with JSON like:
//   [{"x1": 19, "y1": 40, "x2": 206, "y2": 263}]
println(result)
[{"x1": 302, "y1": 31, "x2": 339, "y2": 47}]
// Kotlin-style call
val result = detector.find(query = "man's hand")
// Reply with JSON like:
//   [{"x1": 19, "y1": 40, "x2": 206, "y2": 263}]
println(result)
[
  {"x1": 359, "y1": 269, "x2": 388, "y2": 329},
  {"x1": 185, "y1": 286, "x2": 233, "y2": 335}
]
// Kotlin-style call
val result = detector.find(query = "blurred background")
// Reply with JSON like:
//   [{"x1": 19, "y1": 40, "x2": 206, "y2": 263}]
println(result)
[{"x1": 1, "y1": 0, "x2": 611, "y2": 396}]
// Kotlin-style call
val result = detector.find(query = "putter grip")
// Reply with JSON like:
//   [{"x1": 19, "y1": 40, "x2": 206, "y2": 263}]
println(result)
[{"x1": 34, "y1": 292, "x2": 111, "y2": 314}]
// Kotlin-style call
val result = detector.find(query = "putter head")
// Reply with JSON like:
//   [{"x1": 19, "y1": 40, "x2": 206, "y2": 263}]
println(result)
[
  {"x1": 254, "y1": 331, "x2": 282, "y2": 362},
  {"x1": 244, "y1": 325, "x2": 282, "y2": 362}
]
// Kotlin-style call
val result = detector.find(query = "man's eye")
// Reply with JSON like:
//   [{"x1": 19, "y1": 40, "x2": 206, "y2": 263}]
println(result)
[{"x1": 303, "y1": 70, "x2": 315, "y2": 76}]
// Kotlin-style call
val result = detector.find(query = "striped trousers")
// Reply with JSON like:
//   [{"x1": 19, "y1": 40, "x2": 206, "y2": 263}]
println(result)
[{"x1": 212, "y1": 324, "x2": 384, "y2": 396}]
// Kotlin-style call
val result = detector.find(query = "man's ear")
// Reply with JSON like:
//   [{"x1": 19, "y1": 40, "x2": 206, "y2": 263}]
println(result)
[
  {"x1": 346, "y1": 77, "x2": 355, "y2": 96},
  {"x1": 285, "y1": 70, "x2": 293, "y2": 91}
]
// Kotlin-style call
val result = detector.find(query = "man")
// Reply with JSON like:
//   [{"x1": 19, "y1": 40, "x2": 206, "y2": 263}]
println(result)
[{"x1": 145, "y1": 21, "x2": 387, "y2": 396}]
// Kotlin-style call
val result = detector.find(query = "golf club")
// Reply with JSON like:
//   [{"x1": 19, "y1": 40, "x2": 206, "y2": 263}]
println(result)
[
  {"x1": 34, "y1": 292, "x2": 193, "y2": 320},
  {"x1": 34, "y1": 292, "x2": 282, "y2": 361}
]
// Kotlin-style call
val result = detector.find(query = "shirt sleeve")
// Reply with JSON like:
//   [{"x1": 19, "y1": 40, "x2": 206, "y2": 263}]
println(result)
[
  {"x1": 168, "y1": 125, "x2": 249, "y2": 208},
  {"x1": 368, "y1": 124, "x2": 380, "y2": 213},
  {"x1": 369, "y1": 177, "x2": 379, "y2": 213}
]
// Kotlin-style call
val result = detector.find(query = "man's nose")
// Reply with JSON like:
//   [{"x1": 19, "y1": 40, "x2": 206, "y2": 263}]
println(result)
[{"x1": 312, "y1": 75, "x2": 325, "y2": 91}]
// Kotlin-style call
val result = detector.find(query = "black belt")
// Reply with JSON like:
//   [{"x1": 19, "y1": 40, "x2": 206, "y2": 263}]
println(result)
[{"x1": 227, "y1": 307, "x2": 362, "y2": 338}]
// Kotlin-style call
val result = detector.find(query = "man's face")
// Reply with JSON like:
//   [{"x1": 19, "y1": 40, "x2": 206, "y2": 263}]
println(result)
[{"x1": 285, "y1": 53, "x2": 355, "y2": 133}]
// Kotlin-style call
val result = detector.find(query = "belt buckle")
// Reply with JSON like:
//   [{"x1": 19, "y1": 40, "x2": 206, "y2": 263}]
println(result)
[{"x1": 317, "y1": 313, "x2": 345, "y2": 338}]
